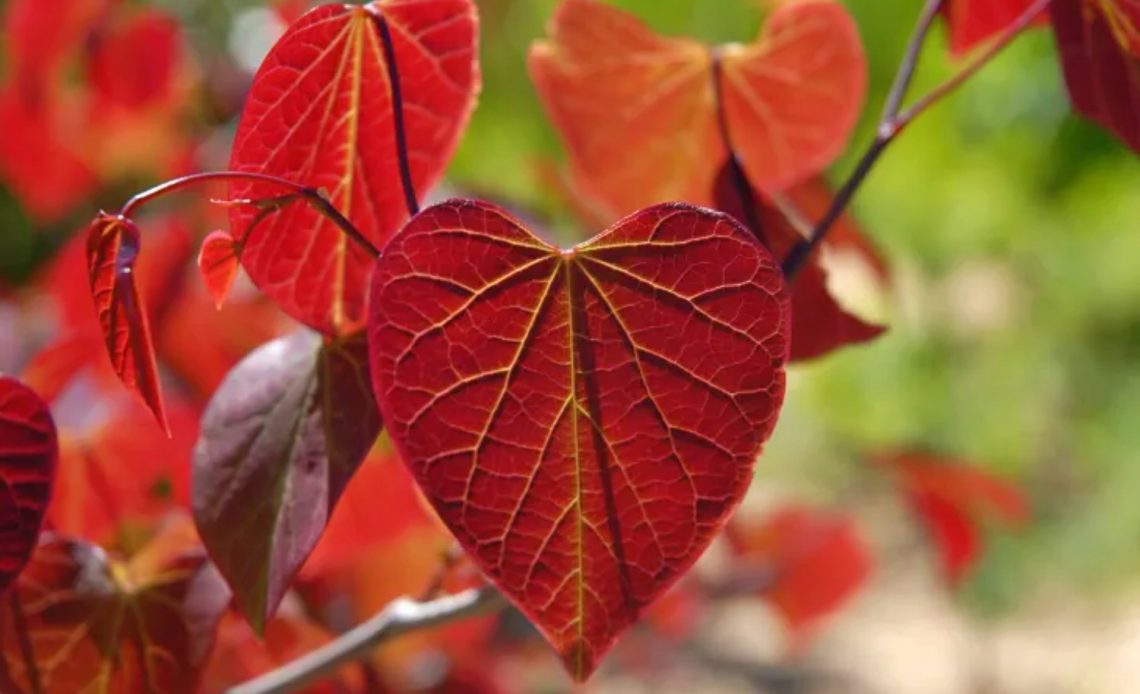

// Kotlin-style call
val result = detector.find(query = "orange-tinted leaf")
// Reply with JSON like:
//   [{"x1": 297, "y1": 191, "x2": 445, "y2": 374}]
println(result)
[
  {"x1": 197, "y1": 231, "x2": 240, "y2": 310},
  {"x1": 85, "y1": 212, "x2": 169, "y2": 435},
  {"x1": 715, "y1": 165, "x2": 887, "y2": 361},
  {"x1": 942, "y1": 0, "x2": 1050, "y2": 56},
  {"x1": 0, "y1": 524, "x2": 230, "y2": 694},
  {"x1": 369, "y1": 200, "x2": 792, "y2": 680},
  {"x1": 228, "y1": 0, "x2": 481, "y2": 335},
  {"x1": 48, "y1": 400, "x2": 198, "y2": 544},
  {"x1": 1052, "y1": 0, "x2": 1140, "y2": 152},
  {"x1": 193, "y1": 330, "x2": 381, "y2": 631},
  {"x1": 727, "y1": 507, "x2": 870, "y2": 642},
  {"x1": 0, "y1": 377, "x2": 57, "y2": 595},
  {"x1": 529, "y1": 0, "x2": 865, "y2": 219},
  {"x1": 879, "y1": 452, "x2": 1029, "y2": 584},
  {"x1": 19, "y1": 335, "x2": 96, "y2": 405}
]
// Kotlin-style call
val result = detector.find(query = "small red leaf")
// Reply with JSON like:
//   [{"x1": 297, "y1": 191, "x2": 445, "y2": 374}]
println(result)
[
  {"x1": 0, "y1": 377, "x2": 57, "y2": 596},
  {"x1": 0, "y1": 522, "x2": 230, "y2": 694},
  {"x1": 84, "y1": 212, "x2": 169, "y2": 435},
  {"x1": 714, "y1": 166, "x2": 887, "y2": 362},
  {"x1": 529, "y1": 0, "x2": 866, "y2": 219},
  {"x1": 197, "y1": 230, "x2": 240, "y2": 310},
  {"x1": 193, "y1": 330, "x2": 381, "y2": 631},
  {"x1": 228, "y1": 0, "x2": 481, "y2": 335},
  {"x1": 369, "y1": 199, "x2": 792, "y2": 680},
  {"x1": 942, "y1": 0, "x2": 1049, "y2": 56},
  {"x1": 1051, "y1": 0, "x2": 1140, "y2": 152},
  {"x1": 727, "y1": 507, "x2": 870, "y2": 642}
]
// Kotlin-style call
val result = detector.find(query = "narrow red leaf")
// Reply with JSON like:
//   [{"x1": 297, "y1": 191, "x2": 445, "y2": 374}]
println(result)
[
  {"x1": 193, "y1": 330, "x2": 382, "y2": 631},
  {"x1": 1051, "y1": 0, "x2": 1140, "y2": 152},
  {"x1": 84, "y1": 212, "x2": 169, "y2": 435},
  {"x1": 0, "y1": 522, "x2": 230, "y2": 694},
  {"x1": 0, "y1": 377, "x2": 57, "y2": 596},
  {"x1": 715, "y1": 166, "x2": 887, "y2": 362},
  {"x1": 529, "y1": 0, "x2": 866, "y2": 219},
  {"x1": 197, "y1": 230, "x2": 240, "y2": 310},
  {"x1": 228, "y1": 0, "x2": 481, "y2": 335},
  {"x1": 906, "y1": 487, "x2": 978, "y2": 584},
  {"x1": 942, "y1": 0, "x2": 1049, "y2": 56},
  {"x1": 369, "y1": 199, "x2": 792, "y2": 680},
  {"x1": 727, "y1": 507, "x2": 870, "y2": 642}
]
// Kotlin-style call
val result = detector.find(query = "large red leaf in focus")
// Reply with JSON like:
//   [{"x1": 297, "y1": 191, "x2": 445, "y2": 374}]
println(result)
[
  {"x1": 193, "y1": 330, "x2": 381, "y2": 632},
  {"x1": 528, "y1": 0, "x2": 866, "y2": 219},
  {"x1": 942, "y1": 0, "x2": 1049, "y2": 56},
  {"x1": 85, "y1": 213, "x2": 169, "y2": 435},
  {"x1": 727, "y1": 507, "x2": 870, "y2": 644},
  {"x1": 0, "y1": 377, "x2": 57, "y2": 596},
  {"x1": 228, "y1": 0, "x2": 481, "y2": 335},
  {"x1": 0, "y1": 522, "x2": 230, "y2": 693},
  {"x1": 369, "y1": 200, "x2": 792, "y2": 680},
  {"x1": 715, "y1": 165, "x2": 887, "y2": 362},
  {"x1": 879, "y1": 452, "x2": 1029, "y2": 584},
  {"x1": 1051, "y1": 0, "x2": 1140, "y2": 153}
]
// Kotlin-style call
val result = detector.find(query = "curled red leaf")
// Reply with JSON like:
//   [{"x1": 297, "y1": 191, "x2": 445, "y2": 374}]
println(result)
[
  {"x1": 228, "y1": 0, "x2": 481, "y2": 335},
  {"x1": 369, "y1": 199, "x2": 792, "y2": 680},
  {"x1": 193, "y1": 330, "x2": 381, "y2": 631},
  {"x1": 85, "y1": 212, "x2": 169, "y2": 435},
  {"x1": 0, "y1": 377, "x2": 57, "y2": 596}
]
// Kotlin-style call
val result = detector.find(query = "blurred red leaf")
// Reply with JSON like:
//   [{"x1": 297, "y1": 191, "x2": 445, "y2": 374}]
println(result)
[
  {"x1": 0, "y1": 522, "x2": 230, "y2": 694},
  {"x1": 85, "y1": 213, "x2": 170, "y2": 435},
  {"x1": 942, "y1": 0, "x2": 1049, "y2": 55},
  {"x1": 193, "y1": 330, "x2": 381, "y2": 632},
  {"x1": 1051, "y1": 0, "x2": 1140, "y2": 153},
  {"x1": 528, "y1": 0, "x2": 866, "y2": 220},
  {"x1": 228, "y1": 0, "x2": 481, "y2": 335},
  {"x1": 19, "y1": 335, "x2": 96, "y2": 405},
  {"x1": 2, "y1": 0, "x2": 108, "y2": 91},
  {"x1": 0, "y1": 377, "x2": 57, "y2": 596},
  {"x1": 727, "y1": 507, "x2": 870, "y2": 642},
  {"x1": 879, "y1": 452, "x2": 1029, "y2": 584},
  {"x1": 197, "y1": 231, "x2": 240, "y2": 310},
  {"x1": 48, "y1": 400, "x2": 198, "y2": 544},
  {"x1": 87, "y1": 9, "x2": 183, "y2": 111},
  {"x1": 715, "y1": 166, "x2": 887, "y2": 362},
  {"x1": 369, "y1": 199, "x2": 791, "y2": 681}
]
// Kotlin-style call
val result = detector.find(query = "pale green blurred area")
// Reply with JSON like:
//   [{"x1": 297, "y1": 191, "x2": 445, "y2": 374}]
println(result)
[{"x1": 445, "y1": 0, "x2": 1140, "y2": 615}]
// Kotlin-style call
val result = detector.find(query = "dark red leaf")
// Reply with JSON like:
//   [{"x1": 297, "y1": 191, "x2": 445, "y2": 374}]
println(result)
[
  {"x1": 197, "y1": 230, "x2": 240, "y2": 310},
  {"x1": 942, "y1": 0, "x2": 1049, "y2": 56},
  {"x1": 0, "y1": 521, "x2": 229, "y2": 694},
  {"x1": 1051, "y1": 0, "x2": 1140, "y2": 153},
  {"x1": 192, "y1": 330, "x2": 382, "y2": 631},
  {"x1": 369, "y1": 199, "x2": 791, "y2": 680},
  {"x1": 529, "y1": 0, "x2": 866, "y2": 219},
  {"x1": 228, "y1": 0, "x2": 481, "y2": 335},
  {"x1": 714, "y1": 165, "x2": 887, "y2": 362},
  {"x1": 727, "y1": 507, "x2": 870, "y2": 642},
  {"x1": 85, "y1": 212, "x2": 169, "y2": 435},
  {"x1": 0, "y1": 377, "x2": 57, "y2": 596}
]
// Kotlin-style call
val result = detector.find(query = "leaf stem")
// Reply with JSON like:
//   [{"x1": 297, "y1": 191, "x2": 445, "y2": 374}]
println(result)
[
  {"x1": 118, "y1": 171, "x2": 381, "y2": 259},
  {"x1": 367, "y1": 8, "x2": 421, "y2": 219},
  {"x1": 781, "y1": 0, "x2": 1049, "y2": 279},
  {"x1": 711, "y1": 50, "x2": 764, "y2": 239},
  {"x1": 225, "y1": 587, "x2": 506, "y2": 694}
]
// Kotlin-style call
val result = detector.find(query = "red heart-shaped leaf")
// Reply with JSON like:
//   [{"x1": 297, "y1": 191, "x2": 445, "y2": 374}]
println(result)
[
  {"x1": 368, "y1": 200, "x2": 791, "y2": 680},
  {"x1": 0, "y1": 377, "x2": 57, "y2": 596},
  {"x1": 193, "y1": 330, "x2": 381, "y2": 632},
  {"x1": 85, "y1": 212, "x2": 169, "y2": 434},
  {"x1": 1052, "y1": 0, "x2": 1140, "y2": 153},
  {"x1": 197, "y1": 230, "x2": 240, "y2": 310},
  {"x1": 528, "y1": 0, "x2": 865, "y2": 219},
  {"x1": 228, "y1": 0, "x2": 481, "y2": 335}
]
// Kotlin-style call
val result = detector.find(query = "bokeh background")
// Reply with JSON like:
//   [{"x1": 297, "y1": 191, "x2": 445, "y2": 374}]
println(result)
[{"x1": 3, "y1": 0, "x2": 1140, "y2": 692}]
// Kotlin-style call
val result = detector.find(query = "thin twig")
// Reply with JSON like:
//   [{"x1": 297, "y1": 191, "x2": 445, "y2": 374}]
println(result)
[
  {"x1": 367, "y1": 7, "x2": 421, "y2": 219},
  {"x1": 782, "y1": 0, "x2": 1049, "y2": 279},
  {"x1": 118, "y1": 171, "x2": 381, "y2": 259},
  {"x1": 711, "y1": 50, "x2": 763, "y2": 239},
  {"x1": 226, "y1": 587, "x2": 506, "y2": 694}
]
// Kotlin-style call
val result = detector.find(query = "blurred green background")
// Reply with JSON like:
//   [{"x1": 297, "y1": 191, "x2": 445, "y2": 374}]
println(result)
[{"x1": 4, "y1": 0, "x2": 1140, "y2": 623}]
